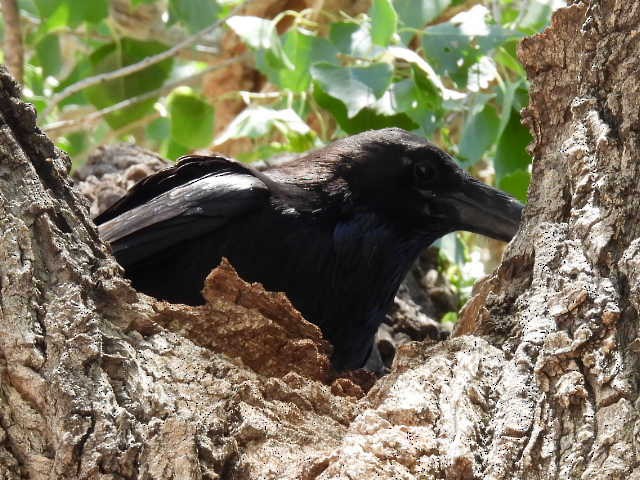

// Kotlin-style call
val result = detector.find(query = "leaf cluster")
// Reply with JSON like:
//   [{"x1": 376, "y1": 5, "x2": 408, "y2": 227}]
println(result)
[{"x1": 4, "y1": 0, "x2": 559, "y2": 303}]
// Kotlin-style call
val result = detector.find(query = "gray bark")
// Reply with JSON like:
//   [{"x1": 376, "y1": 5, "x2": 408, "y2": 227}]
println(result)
[{"x1": 0, "y1": 0, "x2": 639, "y2": 478}]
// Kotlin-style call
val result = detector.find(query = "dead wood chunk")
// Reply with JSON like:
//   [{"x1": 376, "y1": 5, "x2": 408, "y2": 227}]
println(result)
[
  {"x1": 331, "y1": 369, "x2": 377, "y2": 399},
  {"x1": 330, "y1": 378, "x2": 365, "y2": 399},
  {"x1": 154, "y1": 258, "x2": 333, "y2": 382}
]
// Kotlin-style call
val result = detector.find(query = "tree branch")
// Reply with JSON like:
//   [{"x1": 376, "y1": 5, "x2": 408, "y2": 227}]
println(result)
[
  {"x1": 0, "y1": 0, "x2": 24, "y2": 83},
  {"x1": 43, "y1": 55, "x2": 248, "y2": 137},
  {"x1": 42, "y1": 0, "x2": 251, "y2": 117}
]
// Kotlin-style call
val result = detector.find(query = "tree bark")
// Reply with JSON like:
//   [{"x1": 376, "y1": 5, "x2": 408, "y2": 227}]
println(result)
[{"x1": 1, "y1": 0, "x2": 640, "y2": 478}]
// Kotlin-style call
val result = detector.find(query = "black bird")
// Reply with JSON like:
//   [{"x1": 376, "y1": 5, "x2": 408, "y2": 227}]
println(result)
[{"x1": 96, "y1": 128, "x2": 523, "y2": 371}]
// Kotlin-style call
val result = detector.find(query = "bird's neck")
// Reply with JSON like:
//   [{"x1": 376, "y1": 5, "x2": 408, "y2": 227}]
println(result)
[{"x1": 321, "y1": 211, "x2": 442, "y2": 368}]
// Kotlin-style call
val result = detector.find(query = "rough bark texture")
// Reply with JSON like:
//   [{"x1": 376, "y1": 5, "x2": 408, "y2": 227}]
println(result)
[
  {"x1": 455, "y1": 2, "x2": 640, "y2": 478},
  {"x1": 1, "y1": 0, "x2": 640, "y2": 478}
]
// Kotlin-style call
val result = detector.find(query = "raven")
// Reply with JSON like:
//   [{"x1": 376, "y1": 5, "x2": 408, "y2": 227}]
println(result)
[{"x1": 96, "y1": 128, "x2": 523, "y2": 371}]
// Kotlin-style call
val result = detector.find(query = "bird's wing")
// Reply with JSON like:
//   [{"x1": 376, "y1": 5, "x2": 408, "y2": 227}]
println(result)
[
  {"x1": 96, "y1": 155, "x2": 270, "y2": 267},
  {"x1": 94, "y1": 154, "x2": 252, "y2": 223}
]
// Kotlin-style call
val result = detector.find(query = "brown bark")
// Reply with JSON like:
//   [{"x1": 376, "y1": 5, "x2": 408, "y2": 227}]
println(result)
[{"x1": 1, "y1": 0, "x2": 640, "y2": 478}]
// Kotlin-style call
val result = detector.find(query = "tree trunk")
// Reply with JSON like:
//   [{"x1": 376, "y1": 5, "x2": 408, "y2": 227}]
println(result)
[{"x1": 1, "y1": 0, "x2": 639, "y2": 478}]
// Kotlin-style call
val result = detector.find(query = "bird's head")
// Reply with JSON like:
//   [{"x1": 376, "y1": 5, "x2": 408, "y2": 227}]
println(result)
[{"x1": 335, "y1": 128, "x2": 524, "y2": 242}]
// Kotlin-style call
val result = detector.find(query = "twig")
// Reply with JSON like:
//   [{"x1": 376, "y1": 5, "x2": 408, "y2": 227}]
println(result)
[
  {"x1": 43, "y1": 55, "x2": 248, "y2": 137},
  {"x1": 1, "y1": 0, "x2": 24, "y2": 83},
  {"x1": 43, "y1": 0, "x2": 250, "y2": 117},
  {"x1": 104, "y1": 111, "x2": 161, "y2": 144}
]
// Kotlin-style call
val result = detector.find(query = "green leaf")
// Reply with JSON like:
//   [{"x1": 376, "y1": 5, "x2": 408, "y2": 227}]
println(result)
[
  {"x1": 393, "y1": 0, "x2": 450, "y2": 43},
  {"x1": 421, "y1": 6, "x2": 522, "y2": 87},
  {"x1": 169, "y1": 0, "x2": 220, "y2": 33},
  {"x1": 35, "y1": 33, "x2": 62, "y2": 77},
  {"x1": 57, "y1": 131, "x2": 88, "y2": 157},
  {"x1": 494, "y1": 110, "x2": 532, "y2": 180},
  {"x1": 34, "y1": 0, "x2": 58, "y2": 17},
  {"x1": 37, "y1": 1, "x2": 70, "y2": 34},
  {"x1": 329, "y1": 22, "x2": 382, "y2": 59},
  {"x1": 147, "y1": 117, "x2": 171, "y2": 143},
  {"x1": 314, "y1": 84, "x2": 418, "y2": 134},
  {"x1": 494, "y1": 40, "x2": 525, "y2": 76},
  {"x1": 390, "y1": 78, "x2": 440, "y2": 135},
  {"x1": 258, "y1": 30, "x2": 338, "y2": 92},
  {"x1": 311, "y1": 62, "x2": 393, "y2": 117},
  {"x1": 517, "y1": 0, "x2": 554, "y2": 32},
  {"x1": 216, "y1": 106, "x2": 310, "y2": 144},
  {"x1": 165, "y1": 139, "x2": 190, "y2": 160},
  {"x1": 495, "y1": 79, "x2": 520, "y2": 138},
  {"x1": 387, "y1": 46, "x2": 463, "y2": 102},
  {"x1": 70, "y1": 0, "x2": 108, "y2": 25},
  {"x1": 498, "y1": 169, "x2": 530, "y2": 202},
  {"x1": 86, "y1": 39, "x2": 173, "y2": 129},
  {"x1": 227, "y1": 15, "x2": 277, "y2": 50},
  {"x1": 227, "y1": 15, "x2": 292, "y2": 69},
  {"x1": 24, "y1": 64, "x2": 45, "y2": 96},
  {"x1": 168, "y1": 87, "x2": 215, "y2": 149},
  {"x1": 393, "y1": 0, "x2": 450, "y2": 28},
  {"x1": 459, "y1": 103, "x2": 500, "y2": 165},
  {"x1": 36, "y1": 0, "x2": 107, "y2": 30},
  {"x1": 370, "y1": 0, "x2": 398, "y2": 47}
]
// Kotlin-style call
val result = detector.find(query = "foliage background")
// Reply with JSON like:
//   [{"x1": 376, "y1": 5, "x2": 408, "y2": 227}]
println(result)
[{"x1": 0, "y1": 0, "x2": 562, "y2": 309}]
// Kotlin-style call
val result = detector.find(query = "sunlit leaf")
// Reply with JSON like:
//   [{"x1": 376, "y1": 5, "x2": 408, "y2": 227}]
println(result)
[
  {"x1": 329, "y1": 22, "x2": 383, "y2": 59},
  {"x1": 166, "y1": 139, "x2": 190, "y2": 160},
  {"x1": 227, "y1": 15, "x2": 292, "y2": 69},
  {"x1": 314, "y1": 85, "x2": 418, "y2": 134},
  {"x1": 311, "y1": 62, "x2": 393, "y2": 117},
  {"x1": 436, "y1": 233, "x2": 467, "y2": 264},
  {"x1": 216, "y1": 107, "x2": 310, "y2": 145},
  {"x1": 370, "y1": 0, "x2": 398, "y2": 47},
  {"x1": 259, "y1": 30, "x2": 338, "y2": 92},
  {"x1": 388, "y1": 46, "x2": 464, "y2": 101},
  {"x1": 422, "y1": 5, "x2": 522, "y2": 87},
  {"x1": 36, "y1": 0, "x2": 108, "y2": 30},
  {"x1": 227, "y1": 16, "x2": 276, "y2": 49},
  {"x1": 393, "y1": 0, "x2": 450, "y2": 43},
  {"x1": 518, "y1": 0, "x2": 555, "y2": 32}
]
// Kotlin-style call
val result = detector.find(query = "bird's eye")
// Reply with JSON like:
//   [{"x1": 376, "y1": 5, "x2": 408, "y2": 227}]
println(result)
[{"x1": 413, "y1": 163, "x2": 436, "y2": 187}]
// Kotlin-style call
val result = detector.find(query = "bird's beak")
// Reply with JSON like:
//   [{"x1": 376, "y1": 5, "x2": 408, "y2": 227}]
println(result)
[{"x1": 442, "y1": 177, "x2": 524, "y2": 242}]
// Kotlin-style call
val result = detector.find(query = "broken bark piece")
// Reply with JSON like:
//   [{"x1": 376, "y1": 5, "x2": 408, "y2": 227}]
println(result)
[{"x1": 153, "y1": 258, "x2": 332, "y2": 382}]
